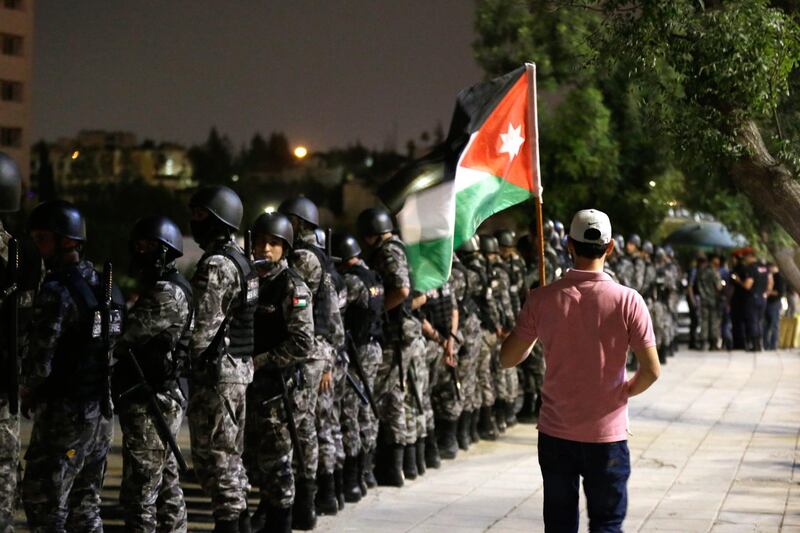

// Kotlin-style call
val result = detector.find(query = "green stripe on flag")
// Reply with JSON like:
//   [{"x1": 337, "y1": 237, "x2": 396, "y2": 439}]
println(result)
[
  {"x1": 453, "y1": 173, "x2": 531, "y2": 249},
  {"x1": 406, "y1": 236, "x2": 454, "y2": 292}
]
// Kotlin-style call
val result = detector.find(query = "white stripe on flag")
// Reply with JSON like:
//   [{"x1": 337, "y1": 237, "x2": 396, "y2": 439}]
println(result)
[{"x1": 397, "y1": 180, "x2": 456, "y2": 245}]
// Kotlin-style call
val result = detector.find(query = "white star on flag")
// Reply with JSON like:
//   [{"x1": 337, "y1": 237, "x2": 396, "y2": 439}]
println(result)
[{"x1": 498, "y1": 123, "x2": 525, "y2": 159}]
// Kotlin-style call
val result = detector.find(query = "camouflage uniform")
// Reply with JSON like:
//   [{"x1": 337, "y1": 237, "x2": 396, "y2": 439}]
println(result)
[
  {"x1": 22, "y1": 260, "x2": 117, "y2": 532},
  {"x1": 487, "y1": 257, "x2": 518, "y2": 405},
  {"x1": 697, "y1": 264, "x2": 723, "y2": 346},
  {"x1": 617, "y1": 252, "x2": 646, "y2": 292},
  {"x1": 430, "y1": 271, "x2": 464, "y2": 422},
  {"x1": 289, "y1": 229, "x2": 337, "y2": 481},
  {"x1": 341, "y1": 261, "x2": 382, "y2": 455},
  {"x1": 244, "y1": 257, "x2": 314, "y2": 510},
  {"x1": 115, "y1": 273, "x2": 191, "y2": 532},
  {"x1": 366, "y1": 235, "x2": 419, "y2": 446},
  {"x1": 451, "y1": 261, "x2": 483, "y2": 416},
  {"x1": 187, "y1": 237, "x2": 254, "y2": 523},
  {"x1": 462, "y1": 252, "x2": 500, "y2": 409}
]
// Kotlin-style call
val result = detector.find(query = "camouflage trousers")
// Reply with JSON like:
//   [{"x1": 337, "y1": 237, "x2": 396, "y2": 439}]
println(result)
[
  {"x1": 187, "y1": 381, "x2": 248, "y2": 522},
  {"x1": 419, "y1": 339, "x2": 440, "y2": 432},
  {"x1": 494, "y1": 360, "x2": 519, "y2": 405},
  {"x1": 519, "y1": 343, "x2": 545, "y2": 396},
  {"x1": 0, "y1": 399, "x2": 19, "y2": 529},
  {"x1": 651, "y1": 300, "x2": 674, "y2": 348},
  {"x1": 700, "y1": 301, "x2": 722, "y2": 344},
  {"x1": 118, "y1": 393, "x2": 187, "y2": 532},
  {"x1": 477, "y1": 330, "x2": 498, "y2": 407},
  {"x1": 457, "y1": 314, "x2": 483, "y2": 413},
  {"x1": 356, "y1": 341, "x2": 381, "y2": 453},
  {"x1": 317, "y1": 359, "x2": 346, "y2": 474},
  {"x1": 243, "y1": 375, "x2": 294, "y2": 509},
  {"x1": 22, "y1": 401, "x2": 112, "y2": 532},
  {"x1": 374, "y1": 337, "x2": 418, "y2": 446},
  {"x1": 406, "y1": 335, "x2": 427, "y2": 440},
  {"x1": 430, "y1": 337, "x2": 464, "y2": 423},
  {"x1": 293, "y1": 356, "x2": 326, "y2": 481}
]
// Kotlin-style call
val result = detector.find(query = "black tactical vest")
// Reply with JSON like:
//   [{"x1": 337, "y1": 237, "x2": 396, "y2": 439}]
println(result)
[
  {"x1": 451, "y1": 261, "x2": 479, "y2": 321},
  {"x1": 254, "y1": 266, "x2": 301, "y2": 354},
  {"x1": 463, "y1": 254, "x2": 496, "y2": 331},
  {"x1": 425, "y1": 284, "x2": 455, "y2": 338},
  {"x1": 201, "y1": 242, "x2": 258, "y2": 361},
  {"x1": 344, "y1": 264, "x2": 384, "y2": 346},
  {"x1": 293, "y1": 242, "x2": 334, "y2": 339},
  {"x1": 47, "y1": 264, "x2": 125, "y2": 402}
]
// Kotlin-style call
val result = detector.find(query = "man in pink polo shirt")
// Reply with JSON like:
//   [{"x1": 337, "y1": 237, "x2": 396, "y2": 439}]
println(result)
[{"x1": 500, "y1": 209, "x2": 660, "y2": 533}]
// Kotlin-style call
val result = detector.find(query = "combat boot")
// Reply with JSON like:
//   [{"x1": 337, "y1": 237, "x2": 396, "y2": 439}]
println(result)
[
  {"x1": 437, "y1": 418, "x2": 459, "y2": 460},
  {"x1": 213, "y1": 519, "x2": 238, "y2": 533},
  {"x1": 334, "y1": 467, "x2": 345, "y2": 510},
  {"x1": 259, "y1": 504, "x2": 292, "y2": 533},
  {"x1": 425, "y1": 434, "x2": 441, "y2": 469},
  {"x1": 374, "y1": 443, "x2": 405, "y2": 487},
  {"x1": 457, "y1": 411, "x2": 471, "y2": 450},
  {"x1": 517, "y1": 393, "x2": 536, "y2": 423},
  {"x1": 506, "y1": 401, "x2": 518, "y2": 428},
  {"x1": 361, "y1": 448, "x2": 376, "y2": 490},
  {"x1": 478, "y1": 405, "x2": 498, "y2": 440},
  {"x1": 533, "y1": 394, "x2": 542, "y2": 419},
  {"x1": 239, "y1": 509, "x2": 252, "y2": 533},
  {"x1": 315, "y1": 471, "x2": 338, "y2": 515},
  {"x1": 470, "y1": 409, "x2": 481, "y2": 443},
  {"x1": 416, "y1": 438, "x2": 427, "y2": 475},
  {"x1": 494, "y1": 400, "x2": 507, "y2": 434},
  {"x1": 291, "y1": 477, "x2": 317, "y2": 530},
  {"x1": 403, "y1": 443, "x2": 418, "y2": 480},
  {"x1": 251, "y1": 500, "x2": 269, "y2": 532},
  {"x1": 343, "y1": 455, "x2": 363, "y2": 503}
]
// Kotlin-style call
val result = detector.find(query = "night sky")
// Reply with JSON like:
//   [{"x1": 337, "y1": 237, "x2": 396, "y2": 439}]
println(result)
[{"x1": 32, "y1": 1, "x2": 483, "y2": 151}]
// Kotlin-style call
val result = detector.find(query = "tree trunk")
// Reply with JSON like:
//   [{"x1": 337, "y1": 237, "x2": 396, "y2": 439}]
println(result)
[
  {"x1": 731, "y1": 120, "x2": 800, "y2": 246},
  {"x1": 769, "y1": 245, "x2": 800, "y2": 294}
]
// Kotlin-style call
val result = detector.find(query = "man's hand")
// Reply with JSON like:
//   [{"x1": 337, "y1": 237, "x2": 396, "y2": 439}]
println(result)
[{"x1": 319, "y1": 371, "x2": 333, "y2": 393}]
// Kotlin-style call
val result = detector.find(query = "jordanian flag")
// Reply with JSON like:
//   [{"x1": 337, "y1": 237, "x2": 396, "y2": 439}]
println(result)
[{"x1": 379, "y1": 64, "x2": 541, "y2": 291}]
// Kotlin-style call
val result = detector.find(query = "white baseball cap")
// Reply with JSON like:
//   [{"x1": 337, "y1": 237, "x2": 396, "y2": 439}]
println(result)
[{"x1": 569, "y1": 209, "x2": 612, "y2": 245}]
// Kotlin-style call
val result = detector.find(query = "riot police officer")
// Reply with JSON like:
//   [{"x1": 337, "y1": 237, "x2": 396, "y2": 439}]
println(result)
[
  {"x1": 187, "y1": 185, "x2": 257, "y2": 532},
  {"x1": 245, "y1": 212, "x2": 314, "y2": 533},
  {"x1": 21, "y1": 200, "x2": 124, "y2": 532},
  {"x1": 356, "y1": 207, "x2": 422, "y2": 487},
  {"x1": 332, "y1": 232, "x2": 384, "y2": 502},
  {"x1": 113, "y1": 216, "x2": 192, "y2": 532}
]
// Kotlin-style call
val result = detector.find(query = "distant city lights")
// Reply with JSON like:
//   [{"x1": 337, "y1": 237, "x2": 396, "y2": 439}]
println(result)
[
  {"x1": 293, "y1": 146, "x2": 308, "y2": 159},
  {"x1": 71, "y1": 150, "x2": 80, "y2": 160},
  {"x1": 264, "y1": 205, "x2": 276, "y2": 213},
  {"x1": 648, "y1": 180, "x2": 656, "y2": 188}
]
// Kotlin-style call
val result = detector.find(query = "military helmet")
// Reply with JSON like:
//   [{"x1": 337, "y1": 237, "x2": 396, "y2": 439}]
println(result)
[
  {"x1": 613, "y1": 234, "x2": 625, "y2": 250},
  {"x1": 495, "y1": 229, "x2": 515, "y2": 247},
  {"x1": 479, "y1": 235, "x2": 500, "y2": 254},
  {"x1": 279, "y1": 196, "x2": 319, "y2": 227},
  {"x1": 542, "y1": 219, "x2": 555, "y2": 239},
  {"x1": 189, "y1": 185, "x2": 243, "y2": 231},
  {"x1": 357, "y1": 207, "x2": 394, "y2": 237},
  {"x1": 642, "y1": 240, "x2": 654, "y2": 255},
  {"x1": 0, "y1": 152, "x2": 21, "y2": 213},
  {"x1": 251, "y1": 212, "x2": 294, "y2": 249},
  {"x1": 458, "y1": 235, "x2": 480, "y2": 253},
  {"x1": 130, "y1": 215, "x2": 184, "y2": 257},
  {"x1": 627, "y1": 234, "x2": 642, "y2": 248},
  {"x1": 331, "y1": 231, "x2": 362, "y2": 261},
  {"x1": 553, "y1": 220, "x2": 565, "y2": 238},
  {"x1": 29, "y1": 200, "x2": 86, "y2": 241},
  {"x1": 664, "y1": 244, "x2": 675, "y2": 258},
  {"x1": 654, "y1": 246, "x2": 666, "y2": 260}
]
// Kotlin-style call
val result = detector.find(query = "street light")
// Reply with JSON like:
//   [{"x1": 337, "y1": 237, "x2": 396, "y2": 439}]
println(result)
[
  {"x1": 71, "y1": 150, "x2": 80, "y2": 160},
  {"x1": 294, "y1": 146, "x2": 308, "y2": 159}
]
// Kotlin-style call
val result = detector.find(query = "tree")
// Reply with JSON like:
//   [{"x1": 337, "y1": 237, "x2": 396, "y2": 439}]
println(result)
[
  {"x1": 474, "y1": 1, "x2": 800, "y2": 285},
  {"x1": 188, "y1": 127, "x2": 234, "y2": 185}
]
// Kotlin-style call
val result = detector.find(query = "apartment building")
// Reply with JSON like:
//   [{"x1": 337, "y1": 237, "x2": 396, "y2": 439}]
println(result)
[{"x1": 0, "y1": 0, "x2": 33, "y2": 187}]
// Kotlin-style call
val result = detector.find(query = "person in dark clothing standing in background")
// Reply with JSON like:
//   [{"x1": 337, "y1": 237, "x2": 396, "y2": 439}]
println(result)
[{"x1": 763, "y1": 263, "x2": 785, "y2": 351}]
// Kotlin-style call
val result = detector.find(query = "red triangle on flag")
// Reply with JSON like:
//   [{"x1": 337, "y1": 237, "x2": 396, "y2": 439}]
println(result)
[{"x1": 457, "y1": 74, "x2": 534, "y2": 193}]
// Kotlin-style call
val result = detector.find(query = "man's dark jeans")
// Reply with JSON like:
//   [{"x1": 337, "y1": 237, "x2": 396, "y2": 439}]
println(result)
[{"x1": 538, "y1": 432, "x2": 630, "y2": 533}]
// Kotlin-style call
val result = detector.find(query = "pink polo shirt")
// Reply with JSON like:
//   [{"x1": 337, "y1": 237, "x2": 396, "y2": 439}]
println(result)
[{"x1": 514, "y1": 269, "x2": 655, "y2": 443}]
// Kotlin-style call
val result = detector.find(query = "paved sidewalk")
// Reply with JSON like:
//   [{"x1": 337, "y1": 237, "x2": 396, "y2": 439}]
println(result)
[
  {"x1": 14, "y1": 349, "x2": 800, "y2": 531},
  {"x1": 316, "y1": 349, "x2": 800, "y2": 532}
]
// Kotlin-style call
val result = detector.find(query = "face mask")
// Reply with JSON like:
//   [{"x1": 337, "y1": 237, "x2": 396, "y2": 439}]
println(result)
[{"x1": 190, "y1": 218, "x2": 214, "y2": 247}]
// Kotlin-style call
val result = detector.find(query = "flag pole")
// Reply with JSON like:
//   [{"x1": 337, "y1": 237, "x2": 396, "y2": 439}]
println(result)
[{"x1": 525, "y1": 62, "x2": 546, "y2": 287}]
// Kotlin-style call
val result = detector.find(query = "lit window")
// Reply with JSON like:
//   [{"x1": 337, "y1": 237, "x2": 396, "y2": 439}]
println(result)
[
  {"x1": 0, "y1": 80, "x2": 22, "y2": 102},
  {"x1": 0, "y1": 127, "x2": 22, "y2": 148},
  {"x1": 1, "y1": 34, "x2": 23, "y2": 56}
]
